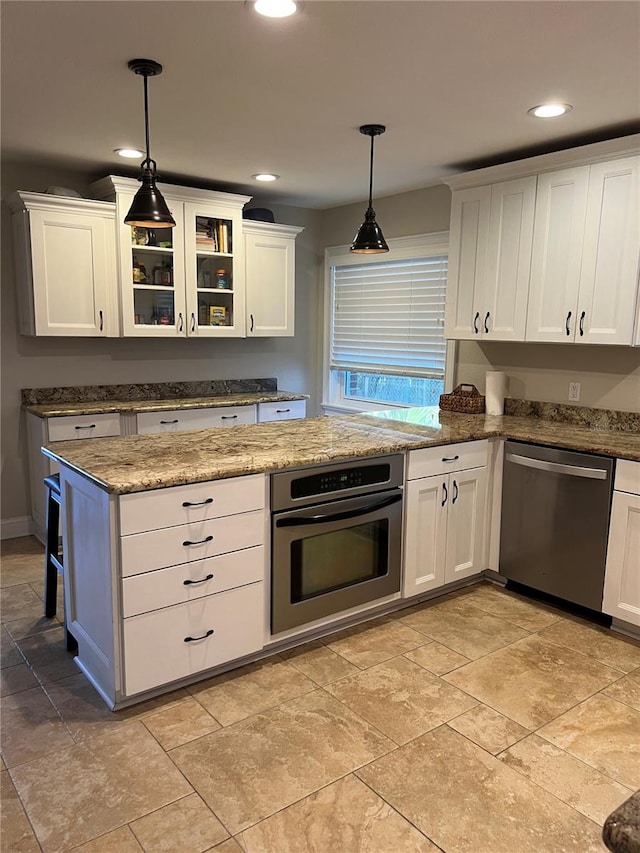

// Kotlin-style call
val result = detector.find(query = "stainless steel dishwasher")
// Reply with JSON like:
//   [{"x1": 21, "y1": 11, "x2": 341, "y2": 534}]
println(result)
[{"x1": 499, "y1": 441, "x2": 614, "y2": 610}]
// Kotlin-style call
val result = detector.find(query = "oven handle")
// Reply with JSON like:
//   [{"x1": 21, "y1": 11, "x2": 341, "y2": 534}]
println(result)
[{"x1": 275, "y1": 492, "x2": 402, "y2": 527}]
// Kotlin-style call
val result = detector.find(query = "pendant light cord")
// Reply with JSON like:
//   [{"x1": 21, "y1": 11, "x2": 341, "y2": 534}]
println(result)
[
  {"x1": 142, "y1": 72, "x2": 153, "y2": 173},
  {"x1": 367, "y1": 133, "x2": 375, "y2": 210}
]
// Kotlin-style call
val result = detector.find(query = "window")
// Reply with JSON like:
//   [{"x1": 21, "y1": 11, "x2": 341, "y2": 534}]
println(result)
[{"x1": 323, "y1": 233, "x2": 454, "y2": 412}]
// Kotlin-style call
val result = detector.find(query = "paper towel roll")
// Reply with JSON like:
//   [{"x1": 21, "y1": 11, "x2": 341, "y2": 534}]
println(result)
[{"x1": 486, "y1": 371, "x2": 507, "y2": 415}]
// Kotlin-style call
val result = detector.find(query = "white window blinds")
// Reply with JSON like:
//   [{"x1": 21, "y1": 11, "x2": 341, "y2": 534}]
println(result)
[{"x1": 330, "y1": 255, "x2": 448, "y2": 378}]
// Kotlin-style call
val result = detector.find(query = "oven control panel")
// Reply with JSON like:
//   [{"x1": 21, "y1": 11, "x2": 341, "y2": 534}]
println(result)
[{"x1": 291, "y1": 463, "x2": 391, "y2": 501}]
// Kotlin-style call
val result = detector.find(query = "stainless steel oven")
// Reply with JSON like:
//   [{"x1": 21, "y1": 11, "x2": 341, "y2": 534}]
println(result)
[{"x1": 271, "y1": 455, "x2": 404, "y2": 634}]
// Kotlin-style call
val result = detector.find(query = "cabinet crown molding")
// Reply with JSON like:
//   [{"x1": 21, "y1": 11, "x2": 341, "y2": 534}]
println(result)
[
  {"x1": 7, "y1": 191, "x2": 115, "y2": 218},
  {"x1": 90, "y1": 175, "x2": 252, "y2": 210},
  {"x1": 443, "y1": 134, "x2": 640, "y2": 190},
  {"x1": 242, "y1": 220, "x2": 304, "y2": 238}
]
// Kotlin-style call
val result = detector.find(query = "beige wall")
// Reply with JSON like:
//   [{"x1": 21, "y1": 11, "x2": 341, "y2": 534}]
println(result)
[{"x1": 1, "y1": 162, "x2": 322, "y2": 525}]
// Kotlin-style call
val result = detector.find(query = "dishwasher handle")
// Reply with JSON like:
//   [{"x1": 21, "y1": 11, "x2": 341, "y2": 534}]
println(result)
[{"x1": 505, "y1": 452, "x2": 608, "y2": 480}]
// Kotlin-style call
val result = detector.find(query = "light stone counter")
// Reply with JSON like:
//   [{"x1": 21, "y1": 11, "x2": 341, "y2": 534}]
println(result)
[
  {"x1": 25, "y1": 391, "x2": 307, "y2": 418},
  {"x1": 44, "y1": 407, "x2": 640, "y2": 495}
]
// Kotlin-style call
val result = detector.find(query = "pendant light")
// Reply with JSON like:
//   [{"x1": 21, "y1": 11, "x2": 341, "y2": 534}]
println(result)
[
  {"x1": 124, "y1": 59, "x2": 176, "y2": 229},
  {"x1": 350, "y1": 124, "x2": 389, "y2": 254}
]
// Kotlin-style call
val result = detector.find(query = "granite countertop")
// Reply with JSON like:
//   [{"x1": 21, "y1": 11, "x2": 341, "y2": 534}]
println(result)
[
  {"x1": 602, "y1": 790, "x2": 640, "y2": 853},
  {"x1": 25, "y1": 391, "x2": 307, "y2": 418},
  {"x1": 43, "y1": 407, "x2": 640, "y2": 495}
]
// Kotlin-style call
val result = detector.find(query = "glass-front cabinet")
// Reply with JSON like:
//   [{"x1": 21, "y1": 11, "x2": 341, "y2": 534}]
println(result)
[
  {"x1": 184, "y1": 200, "x2": 246, "y2": 337},
  {"x1": 91, "y1": 176, "x2": 250, "y2": 337}
]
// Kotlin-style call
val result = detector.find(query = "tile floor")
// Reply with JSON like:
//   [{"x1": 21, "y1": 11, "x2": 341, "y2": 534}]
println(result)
[{"x1": 1, "y1": 535, "x2": 639, "y2": 852}]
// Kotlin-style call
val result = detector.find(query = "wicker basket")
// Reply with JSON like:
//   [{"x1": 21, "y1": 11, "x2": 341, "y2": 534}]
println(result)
[{"x1": 439, "y1": 383, "x2": 486, "y2": 414}]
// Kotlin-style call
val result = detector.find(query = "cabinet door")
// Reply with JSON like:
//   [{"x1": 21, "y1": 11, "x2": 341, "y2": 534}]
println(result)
[
  {"x1": 27, "y1": 209, "x2": 115, "y2": 336},
  {"x1": 444, "y1": 186, "x2": 491, "y2": 340},
  {"x1": 578, "y1": 156, "x2": 640, "y2": 345},
  {"x1": 184, "y1": 201, "x2": 246, "y2": 337},
  {"x1": 445, "y1": 466, "x2": 487, "y2": 583},
  {"x1": 526, "y1": 167, "x2": 589, "y2": 343},
  {"x1": 603, "y1": 491, "x2": 640, "y2": 627},
  {"x1": 118, "y1": 195, "x2": 186, "y2": 337},
  {"x1": 245, "y1": 229, "x2": 296, "y2": 337},
  {"x1": 483, "y1": 177, "x2": 536, "y2": 341},
  {"x1": 403, "y1": 475, "x2": 447, "y2": 597}
]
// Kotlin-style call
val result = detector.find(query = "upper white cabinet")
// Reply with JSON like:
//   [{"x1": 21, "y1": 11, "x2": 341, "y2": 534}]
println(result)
[
  {"x1": 243, "y1": 221, "x2": 303, "y2": 337},
  {"x1": 526, "y1": 156, "x2": 640, "y2": 345},
  {"x1": 8, "y1": 192, "x2": 119, "y2": 337},
  {"x1": 445, "y1": 141, "x2": 640, "y2": 346},
  {"x1": 444, "y1": 178, "x2": 536, "y2": 341},
  {"x1": 91, "y1": 176, "x2": 250, "y2": 338}
]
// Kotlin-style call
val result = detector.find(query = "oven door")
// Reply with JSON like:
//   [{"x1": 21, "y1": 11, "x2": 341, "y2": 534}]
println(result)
[{"x1": 271, "y1": 488, "x2": 402, "y2": 634}]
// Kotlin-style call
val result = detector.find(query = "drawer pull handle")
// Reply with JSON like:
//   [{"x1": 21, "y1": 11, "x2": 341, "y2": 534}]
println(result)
[
  {"x1": 183, "y1": 574, "x2": 214, "y2": 586},
  {"x1": 442, "y1": 455, "x2": 459, "y2": 462},
  {"x1": 220, "y1": 414, "x2": 238, "y2": 420},
  {"x1": 75, "y1": 424, "x2": 96, "y2": 430},
  {"x1": 183, "y1": 535, "x2": 214, "y2": 546},
  {"x1": 160, "y1": 419, "x2": 179, "y2": 425},
  {"x1": 182, "y1": 497, "x2": 214, "y2": 507},
  {"x1": 184, "y1": 629, "x2": 214, "y2": 643},
  {"x1": 276, "y1": 409, "x2": 291, "y2": 414}
]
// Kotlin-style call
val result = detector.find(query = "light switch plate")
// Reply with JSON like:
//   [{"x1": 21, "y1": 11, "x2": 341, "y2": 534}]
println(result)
[{"x1": 568, "y1": 382, "x2": 581, "y2": 402}]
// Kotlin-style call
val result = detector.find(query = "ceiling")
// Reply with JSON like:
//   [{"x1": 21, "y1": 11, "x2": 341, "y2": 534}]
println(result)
[{"x1": 1, "y1": 1, "x2": 639, "y2": 210}]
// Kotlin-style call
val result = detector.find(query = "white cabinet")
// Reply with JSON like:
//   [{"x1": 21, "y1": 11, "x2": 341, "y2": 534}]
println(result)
[
  {"x1": 603, "y1": 459, "x2": 640, "y2": 629},
  {"x1": 27, "y1": 411, "x2": 122, "y2": 542},
  {"x1": 527, "y1": 156, "x2": 640, "y2": 345},
  {"x1": 136, "y1": 404, "x2": 257, "y2": 434},
  {"x1": 403, "y1": 442, "x2": 488, "y2": 597},
  {"x1": 8, "y1": 192, "x2": 118, "y2": 337},
  {"x1": 444, "y1": 178, "x2": 536, "y2": 341},
  {"x1": 58, "y1": 467, "x2": 266, "y2": 706},
  {"x1": 91, "y1": 176, "x2": 250, "y2": 338},
  {"x1": 257, "y1": 399, "x2": 307, "y2": 422},
  {"x1": 243, "y1": 221, "x2": 303, "y2": 337}
]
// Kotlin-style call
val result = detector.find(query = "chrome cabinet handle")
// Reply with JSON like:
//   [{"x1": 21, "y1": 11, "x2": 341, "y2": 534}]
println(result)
[
  {"x1": 183, "y1": 535, "x2": 214, "y2": 546},
  {"x1": 190, "y1": 313, "x2": 196, "y2": 333},
  {"x1": 99, "y1": 309, "x2": 103, "y2": 331},
  {"x1": 452, "y1": 480, "x2": 459, "y2": 504},
  {"x1": 484, "y1": 312, "x2": 490, "y2": 334},
  {"x1": 441, "y1": 482, "x2": 448, "y2": 506},
  {"x1": 473, "y1": 312, "x2": 480, "y2": 334},
  {"x1": 565, "y1": 310, "x2": 572, "y2": 336},
  {"x1": 178, "y1": 312, "x2": 184, "y2": 332},
  {"x1": 182, "y1": 497, "x2": 214, "y2": 507},
  {"x1": 579, "y1": 311, "x2": 585, "y2": 336},
  {"x1": 160, "y1": 419, "x2": 179, "y2": 425},
  {"x1": 250, "y1": 313, "x2": 255, "y2": 333},
  {"x1": 183, "y1": 574, "x2": 214, "y2": 586},
  {"x1": 184, "y1": 629, "x2": 214, "y2": 643},
  {"x1": 75, "y1": 424, "x2": 96, "y2": 430},
  {"x1": 442, "y1": 455, "x2": 459, "y2": 463}
]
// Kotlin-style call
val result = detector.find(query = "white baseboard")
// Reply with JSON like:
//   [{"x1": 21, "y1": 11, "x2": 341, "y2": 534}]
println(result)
[{"x1": 1, "y1": 516, "x2": 34, "y2": 540}]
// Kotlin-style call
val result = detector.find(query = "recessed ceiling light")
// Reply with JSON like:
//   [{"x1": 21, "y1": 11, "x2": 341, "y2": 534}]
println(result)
[
  {"x1": 115, "y1": 147, "x2": 144, "y2": 159},
  {"x1": 528, "y1": 103, "x2": 573, "y2": 119},
  {"x1": 252, "y1": 173, "x2": 280, "y2": 182},
  {"x1": 254, "y1": 0, "x2": 297, "y2": 18}
]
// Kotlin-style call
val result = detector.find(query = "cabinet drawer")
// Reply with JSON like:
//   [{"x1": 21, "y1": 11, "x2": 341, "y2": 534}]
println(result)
[
  {"x1": 123, "y1": 581, "x2": 264, "y2": 696},
  {"x1": 119, "y1": 473, "x2": 265, "y2": 535},
  {"x1": 614, "y1": 459, "x2": 640, "y2": 495},
  {"x1": 258, "y1": 400, "x2": 306, "y2": 422},
  {"x1": 47, "y1": 412, "x2": 121, "y2": 442},
  {"x1": 136, "y1": 404, "x2": 256, "y2": 434},
  {"x1": 122, "y1": 546, "x2": 264, "y2": 616},
  {"x1": 407, "y1": 440, "x2": 488, "y2": 480},
  {"x1": 121, "y1": 509, "x2": 264, "y2": 576}
]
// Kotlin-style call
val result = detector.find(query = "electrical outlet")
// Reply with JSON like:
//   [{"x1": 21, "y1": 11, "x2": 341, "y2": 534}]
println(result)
[{"x1": 568, "y1": 382, "x2": 581, "y2": 402}]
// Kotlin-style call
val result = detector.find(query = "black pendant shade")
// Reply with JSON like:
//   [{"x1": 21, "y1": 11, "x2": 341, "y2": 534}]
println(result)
[
  {"x1": 351, "y1": 124, "x2": 389, "y2": 254},
  {"x1": 124, "y1": 59, "x2": 176, "y2": 230}
]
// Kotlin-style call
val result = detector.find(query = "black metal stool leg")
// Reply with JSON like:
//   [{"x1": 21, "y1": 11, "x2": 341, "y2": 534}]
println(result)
[{"x1": 44, "y1": 486, "x2": 60, "y2": 618}]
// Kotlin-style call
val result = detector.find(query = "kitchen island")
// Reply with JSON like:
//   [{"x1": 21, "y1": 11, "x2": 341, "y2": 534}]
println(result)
[{"x1": 43, "y1": 405, "x2": 640, "y2": 710}]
